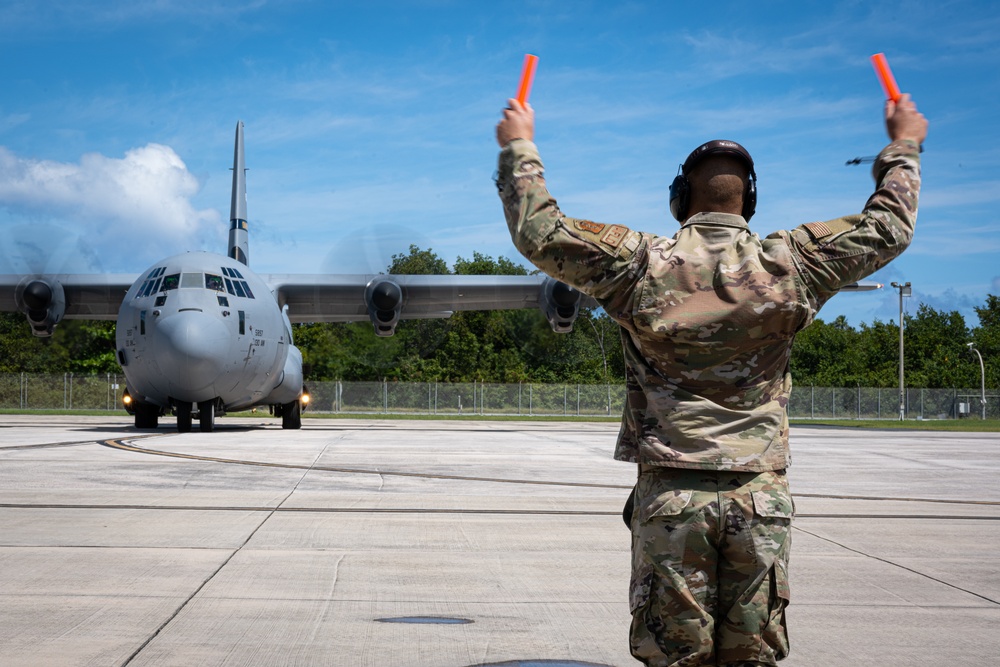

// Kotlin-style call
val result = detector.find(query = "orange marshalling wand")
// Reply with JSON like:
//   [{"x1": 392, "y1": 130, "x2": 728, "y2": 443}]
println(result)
[
  {"x1": 516, "y1": 54, "x2": 539, "y2": 106},
  {"x1": 870, "y1": 53, "x2": 901, "y2": 102}
]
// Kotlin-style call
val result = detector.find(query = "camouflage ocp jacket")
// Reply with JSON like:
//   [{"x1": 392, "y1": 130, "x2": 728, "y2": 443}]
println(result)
[{"x1": 497, "y1": 138, "x2": 920, "y2": 471}]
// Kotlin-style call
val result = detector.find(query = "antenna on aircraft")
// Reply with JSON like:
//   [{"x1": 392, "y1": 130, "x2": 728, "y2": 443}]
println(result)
[{"x1": 229, "y1": 120, "x2": 250, "y2": 266}]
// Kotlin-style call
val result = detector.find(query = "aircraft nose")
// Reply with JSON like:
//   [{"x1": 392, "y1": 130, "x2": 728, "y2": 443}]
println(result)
[{"x1": 153, "y1": 310, "x2": 230, "y2": 394}]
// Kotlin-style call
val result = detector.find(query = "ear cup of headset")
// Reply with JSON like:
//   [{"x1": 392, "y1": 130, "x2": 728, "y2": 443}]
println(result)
[
  {"x1": 669, "y1": 174, "x2": 689, "y2": 222},
  {"x1": 742, "y1": 178, "x2": 756, "y2": 221}
]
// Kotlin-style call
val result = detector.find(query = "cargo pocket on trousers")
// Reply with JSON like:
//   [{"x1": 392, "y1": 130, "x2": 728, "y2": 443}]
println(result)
[
  {"x1": 640, "y1": 489, "x2": 693, "y2": 524},
  {"x1": 761, "y1": 557, "x2": 791, "y2": 661},
  {"x1": 751, "y1": 490, "x2": 793, "y2": 521}
]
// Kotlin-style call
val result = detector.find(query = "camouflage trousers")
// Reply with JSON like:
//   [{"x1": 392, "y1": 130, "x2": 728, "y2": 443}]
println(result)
[{"x1": 628, "y1": 466, "x2": 792, "y2": 666}]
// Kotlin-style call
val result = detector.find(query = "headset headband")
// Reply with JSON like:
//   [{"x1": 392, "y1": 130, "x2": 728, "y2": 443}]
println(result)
[{"x1": 681, "y1": 139, "x2": 756, "y2": 180}]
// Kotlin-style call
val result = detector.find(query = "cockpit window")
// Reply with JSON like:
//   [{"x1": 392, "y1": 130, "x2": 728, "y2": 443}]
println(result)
[
  {"x1": 233, "y1": 280, "x2": 246, "y2": 298},
  {"x1": 180, "y1": 273, "x2": 202, "y2": 289},
  {"x1": 162, "y1": 274, "x2": 180, "y2": 291},
  {"x1": 241, "y1": 282, "x2": 254, "y2": 299},
  {"x1": 134, "y1": 269, "x2": 169, "y2": 298},
  {"x1": 205, "y1": 274, "x2": 224, "y2": 291}
]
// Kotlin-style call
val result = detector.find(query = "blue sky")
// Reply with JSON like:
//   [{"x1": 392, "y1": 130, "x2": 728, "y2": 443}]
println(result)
[{"x1": 1, "y1": 0, "x2": 998, "y2": 328}]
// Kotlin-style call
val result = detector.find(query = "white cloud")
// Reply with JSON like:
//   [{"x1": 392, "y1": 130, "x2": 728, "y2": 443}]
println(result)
[{"x1": 0, "y1": 144, "x2": 222, "y2": 271}]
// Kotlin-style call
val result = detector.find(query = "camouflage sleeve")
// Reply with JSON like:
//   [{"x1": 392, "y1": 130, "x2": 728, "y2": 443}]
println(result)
[
  {"x1": 776, "y1": 139, "x2": 921, "y2": 309},
  {"x1": 496, "y1": 139, "x2": 647, "y2": 307}
]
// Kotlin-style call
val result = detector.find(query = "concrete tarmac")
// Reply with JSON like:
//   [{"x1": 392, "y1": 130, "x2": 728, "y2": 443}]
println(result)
[{"x1": 0, "y1": 416, "x2": 998, "y2": 666}]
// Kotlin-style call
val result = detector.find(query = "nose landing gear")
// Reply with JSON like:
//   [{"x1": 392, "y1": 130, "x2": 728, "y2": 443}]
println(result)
[{"x1": 172, "y1": 399, "x2": 221, "y2": 433}]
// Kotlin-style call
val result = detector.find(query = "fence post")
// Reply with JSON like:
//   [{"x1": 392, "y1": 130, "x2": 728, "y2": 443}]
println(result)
[
  {"x1": 832, "y1": 388, "x2": 836, "y2": 418},
  {"x1": 529, "y1": 384, "x2": 532, "y2": 416},
  {"x1": 858, "y1": 386, "x2": 861, "y2": 420},
  {"x1": 810, "y1": 386, "x2": 814, "y2": 419},
  {"x1": 920, "y1": 388, "x2": 924, "y2": 419}
]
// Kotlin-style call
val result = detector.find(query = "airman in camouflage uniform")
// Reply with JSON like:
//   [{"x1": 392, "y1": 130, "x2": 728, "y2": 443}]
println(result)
[{"x1": 495, "y1": 94, "x2": 927, "y2": 666}]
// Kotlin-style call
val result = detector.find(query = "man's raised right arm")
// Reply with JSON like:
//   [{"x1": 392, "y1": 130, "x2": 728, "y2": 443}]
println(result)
[{"x1": 782, "y1": 94, "x2": 928, "y2": 307}]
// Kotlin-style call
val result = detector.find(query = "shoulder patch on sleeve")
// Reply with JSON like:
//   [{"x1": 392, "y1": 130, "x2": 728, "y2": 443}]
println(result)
[
  {"x1": 601, "y1": 225, "x2": 628, "y2": 248},
  {"x1": 802, "y1": 218, "x2": 855, "y2": 242},
  {"x1": 803, "y1": 221, "x2": 833, "y2": 239},
  {"x1": 575, "y1": 220, "x2": 606, "y2": 234}
]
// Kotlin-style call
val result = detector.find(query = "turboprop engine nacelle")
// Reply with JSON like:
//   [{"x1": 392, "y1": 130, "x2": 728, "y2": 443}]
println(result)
[
  {"x1": 365, "y1": 277, "x2": 403, "y2": 337},
  {"x1": 541, "y1": 277, "x2": 582, "y2": 333},
  {"x1": 16, "y1": 278, "x2": 66, "y2": 337}
]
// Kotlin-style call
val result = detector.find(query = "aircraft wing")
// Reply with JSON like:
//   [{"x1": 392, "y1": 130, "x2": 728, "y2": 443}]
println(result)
[
  {"x1": 265, "y1": 273, "x2": 597, "y2": 334},
  {"x1": 0, "y1": 274, "x2": 137, "y2": 320},
  {"x1": 268, "y1": 274, "x2": 553, "y2": 321}
]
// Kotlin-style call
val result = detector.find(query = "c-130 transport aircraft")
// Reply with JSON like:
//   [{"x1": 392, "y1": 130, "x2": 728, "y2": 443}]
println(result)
[{"x1": 0, "y1": 122, "x2": 590, "y2": 432}]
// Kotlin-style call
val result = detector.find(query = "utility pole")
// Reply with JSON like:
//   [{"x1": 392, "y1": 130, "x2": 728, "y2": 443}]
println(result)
[
  {"x1": 968, "y1": 342, "x2": 987, "y2": 420},
  {"x1": 890, "y1": 282, "x2": 911, "y2": 420}
]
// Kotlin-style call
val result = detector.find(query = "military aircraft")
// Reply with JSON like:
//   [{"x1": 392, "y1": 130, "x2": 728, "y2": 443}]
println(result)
[{"x1": 0, "y1": 122, "x2": 586, "y2": 432}]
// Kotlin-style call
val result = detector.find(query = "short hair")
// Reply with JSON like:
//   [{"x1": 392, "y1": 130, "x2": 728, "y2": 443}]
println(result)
[{"x1": 688, "y1": 155, "x2": 748, "y2": 214}]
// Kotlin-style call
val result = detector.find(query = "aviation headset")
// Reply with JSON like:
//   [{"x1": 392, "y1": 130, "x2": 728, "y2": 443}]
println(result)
[{"x1": 668, "y1": 139, "x2": 757, "y2": 222}]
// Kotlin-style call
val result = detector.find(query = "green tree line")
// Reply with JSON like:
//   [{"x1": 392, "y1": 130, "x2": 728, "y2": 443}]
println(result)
[{"x1": 1, "y1": 245, "x2": 998, "y2": 389}]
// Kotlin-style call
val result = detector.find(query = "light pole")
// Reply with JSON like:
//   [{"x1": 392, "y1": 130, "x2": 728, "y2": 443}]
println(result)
[
  {"x1": 968, "y1": 342, "x2": 987, "y2": 420},
  {"x1": 890, "y1": 281, "x2": 911, "y2": 420}
]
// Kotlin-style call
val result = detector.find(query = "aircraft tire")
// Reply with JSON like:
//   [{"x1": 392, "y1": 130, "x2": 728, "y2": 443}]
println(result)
[
  {"x1": 282, "y1": 400, "x2": 301, "y2": 430},
  {"x1": 135, "y1": 402, "x2": 159, "y2": 429},
  {"x1": 177, "y1": 402, "x2": 193, "y2": 433},
  {"x1": 199, "y1": 401, "x2": 215, "y2": 432}
]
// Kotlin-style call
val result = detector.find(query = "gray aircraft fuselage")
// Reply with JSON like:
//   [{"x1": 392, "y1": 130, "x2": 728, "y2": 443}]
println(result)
[{"x1": 116, "y1": 251, "x2": 301, "y2": 416}]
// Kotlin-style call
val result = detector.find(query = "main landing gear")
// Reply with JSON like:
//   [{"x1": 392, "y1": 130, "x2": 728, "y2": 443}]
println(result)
[
  {"x1": 273, "y1": 390, "x2": 309, "y2": 430},
  {"x1": 124, "y1": 389, "x2": 162, "y2": 430}
]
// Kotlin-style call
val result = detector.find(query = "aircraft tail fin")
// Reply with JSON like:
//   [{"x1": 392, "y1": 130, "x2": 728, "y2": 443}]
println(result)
[{"x1": 229, "y1": 120, "x2": 249, "y2": 266}]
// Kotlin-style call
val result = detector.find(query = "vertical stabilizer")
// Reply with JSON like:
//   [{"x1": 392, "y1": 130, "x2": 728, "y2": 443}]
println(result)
[{"x1": 229, "y1": 121, "x2": 249, "y2": 265}]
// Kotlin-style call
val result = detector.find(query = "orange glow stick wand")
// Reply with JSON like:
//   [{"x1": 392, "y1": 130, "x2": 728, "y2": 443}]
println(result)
[
  {"x1": 516, "y1": 54, "x2": 539, "y2": 106},
  {"x1": 870, "y1": 53, "x2": 901, "y2": 102}
]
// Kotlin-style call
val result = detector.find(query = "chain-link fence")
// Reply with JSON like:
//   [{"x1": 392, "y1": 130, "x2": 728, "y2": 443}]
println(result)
[
  {"x1": 0, "y1": 373, "x2": 126, "y2": 411},
  {"x1": 0, "y1": 374, "x2": 997, "y2": 420}
]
